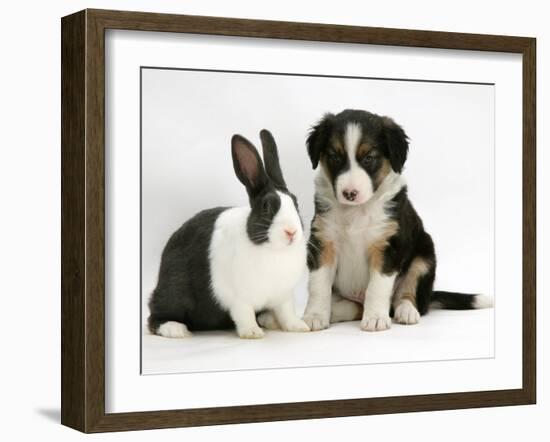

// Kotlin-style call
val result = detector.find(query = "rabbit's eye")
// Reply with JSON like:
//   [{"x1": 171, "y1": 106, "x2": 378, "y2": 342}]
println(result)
[{"x1": 262, "y1": 200, "x2": 271, "y2": 213}]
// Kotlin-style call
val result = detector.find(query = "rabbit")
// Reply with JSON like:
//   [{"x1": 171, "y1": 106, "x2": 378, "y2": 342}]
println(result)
[{"x1": 147, "y1": 129, "x2": 310, "y2": 339}]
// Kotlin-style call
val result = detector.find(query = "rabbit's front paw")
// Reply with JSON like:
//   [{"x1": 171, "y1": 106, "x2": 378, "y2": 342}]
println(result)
[
  {"x1": 237, "y1": 325, "x2": 265, "y2": 339},
  {"x1": 156, "y1": 321, "x2": 192, "y2": 338}
]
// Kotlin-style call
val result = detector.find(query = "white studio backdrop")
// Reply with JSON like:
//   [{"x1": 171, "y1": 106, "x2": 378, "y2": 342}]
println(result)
[
  {"x1": 139, "y1": 68, "x2": 496, "y2": 376},
  {"x1": 141, "y1": 68, "x2": 495, "y2": 319}
]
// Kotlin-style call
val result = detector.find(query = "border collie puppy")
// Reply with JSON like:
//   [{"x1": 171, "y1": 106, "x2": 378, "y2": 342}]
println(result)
[{"x1": 302, "y1": 109, "x2": 492, "y2": 332}]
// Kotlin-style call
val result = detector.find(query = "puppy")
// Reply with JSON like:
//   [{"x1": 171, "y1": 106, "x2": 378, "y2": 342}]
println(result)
[{"x1": 302, "y1": 109, "x2": 491, "y2": 332}]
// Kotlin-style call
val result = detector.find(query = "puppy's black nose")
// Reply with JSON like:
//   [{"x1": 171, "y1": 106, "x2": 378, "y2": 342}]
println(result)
[{"x1": 342, "y1": 189, "x2": 358, "y2": 201}]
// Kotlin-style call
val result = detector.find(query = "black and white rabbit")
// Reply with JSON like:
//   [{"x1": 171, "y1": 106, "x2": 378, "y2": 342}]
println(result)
[{"x1": 147, "y1": 130, "x2": 310, "y2": 339}]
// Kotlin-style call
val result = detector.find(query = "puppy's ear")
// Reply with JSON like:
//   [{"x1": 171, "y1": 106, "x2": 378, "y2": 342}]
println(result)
[
  {"x1": 306, "y1": 113, "x2": 334, "y2": 169},
  {"x1": 382, "y1": 116, "x2": 409, "y2": 173}
]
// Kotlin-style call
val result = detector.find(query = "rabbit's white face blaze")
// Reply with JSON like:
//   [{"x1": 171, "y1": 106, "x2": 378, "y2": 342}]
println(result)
[{"x1": 268, "y1": 191, "x2": 304, "y2": 248}]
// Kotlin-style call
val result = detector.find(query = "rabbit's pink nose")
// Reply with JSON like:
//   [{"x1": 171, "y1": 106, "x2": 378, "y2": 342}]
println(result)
[{"x1": 284, "y1": 228, "x2": 297, "y2": 241}]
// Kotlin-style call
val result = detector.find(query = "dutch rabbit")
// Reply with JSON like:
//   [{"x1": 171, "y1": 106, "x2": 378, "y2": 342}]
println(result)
[{"x1": 147, "y1": 130, "x2": 309, "y2": 339}]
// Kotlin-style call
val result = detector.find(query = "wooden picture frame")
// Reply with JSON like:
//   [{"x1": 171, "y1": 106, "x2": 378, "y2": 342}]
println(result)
[{"x1": 61, "y1": 8, "x2": 536, "y2": 433}]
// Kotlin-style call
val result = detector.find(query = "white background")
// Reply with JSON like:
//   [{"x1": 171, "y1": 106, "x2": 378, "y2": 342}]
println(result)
[
  {"x1": 0, "y1": 0, "x2": 547, "y2": 440},
  {"x1": 139, "y1": 65, "x2": 496, "y2": 375},
  {"x1": 141, "y1": 69, "x2": 495, "y2": 312}
]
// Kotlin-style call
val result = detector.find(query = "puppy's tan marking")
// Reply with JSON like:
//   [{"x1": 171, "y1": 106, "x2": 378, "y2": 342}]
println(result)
[
  {"x1": 393, "y1": 257, "x2": 432, "y2": 307},
  {"x1": 331, "y1": 137, "x2": 346, "y2": 154},
  {"x1": 311, "y1": 212, "x2": 324, "y2": 231},
  {"x1": 374, "y1": 157, "x2": 392, "y2": 187},
  {"x1": 320, "y1": 157, "x2": 330, "y2": 179},
  {"x1": 311, "y1": 213, "x2": 336, "y2": 266},
  {"x1": 367, "y1": 221, "x2": 399, "y2": 272},
  {"x1": 356, "y1": 142, "x2": 373, "y2": 157},
  {"x1": 320, "y1": 240, "x2": 336, "y2": 267}
]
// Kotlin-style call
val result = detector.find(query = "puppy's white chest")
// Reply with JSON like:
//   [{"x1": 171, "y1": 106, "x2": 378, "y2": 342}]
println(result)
[
  {"x1": 328, "y1": 205, "x2": 389, "y2": 297},
  {"x1": 330, "y1": 203, "x2": 389, "y2": 248}
]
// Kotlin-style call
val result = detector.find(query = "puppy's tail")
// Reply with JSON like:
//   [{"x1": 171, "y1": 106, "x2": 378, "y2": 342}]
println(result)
[{"x1": 430, "y1": 291, "x2": 493, "y2": 310}]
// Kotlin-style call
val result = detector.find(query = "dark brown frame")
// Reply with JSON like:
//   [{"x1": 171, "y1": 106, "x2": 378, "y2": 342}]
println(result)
[{"x1": 61, "y1": 8, "x2": 536, "y2": 433}]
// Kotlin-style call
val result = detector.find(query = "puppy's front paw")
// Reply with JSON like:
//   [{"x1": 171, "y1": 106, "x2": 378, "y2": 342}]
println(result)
[
  {"x1": 282, "y1": 319, "x2": 311, "y2": 333},
  {"x1": 237, "y1": 325, "x2": 265, "y2": 339},
  {"x1": 302, "y1": 313, "x2": 329, "y2": 331},
  {"x1": 360, "y1": 312, "x2": 391, "y2": 332},
  {"x1": 394, "y1": 300, "x2": 420, "y2": 325}
]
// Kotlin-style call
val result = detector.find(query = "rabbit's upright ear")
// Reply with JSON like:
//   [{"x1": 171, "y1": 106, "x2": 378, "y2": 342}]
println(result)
[
  {"x1": 232, "y1": 134, "x2": 269, "y2": 199},
  {"x1": 260, "y1": 129, "x2": 287, "y2": 190}
]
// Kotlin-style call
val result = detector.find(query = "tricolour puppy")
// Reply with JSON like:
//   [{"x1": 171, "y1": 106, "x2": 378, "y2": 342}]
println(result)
[{"x1": 302, "y1": 109, "x2": 492, "y2": 332}]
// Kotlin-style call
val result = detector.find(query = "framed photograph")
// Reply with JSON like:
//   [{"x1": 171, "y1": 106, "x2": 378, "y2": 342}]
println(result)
[{"x1": 61, "y1": 9, "x2": 536, "y2": 433}]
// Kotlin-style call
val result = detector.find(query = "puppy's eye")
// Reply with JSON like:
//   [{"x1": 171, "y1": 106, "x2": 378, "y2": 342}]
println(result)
[
  {"x1": 361, "y1": 155, "x2": 376, "y2": 166},
  {"x1": 327, "y1": 149, "x2": 343, "y2": 163}
]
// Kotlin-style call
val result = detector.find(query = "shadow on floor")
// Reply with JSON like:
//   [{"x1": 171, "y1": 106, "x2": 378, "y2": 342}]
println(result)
[{"x1": 36, "y1": 408, "x2": 60, "y2": 423}]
